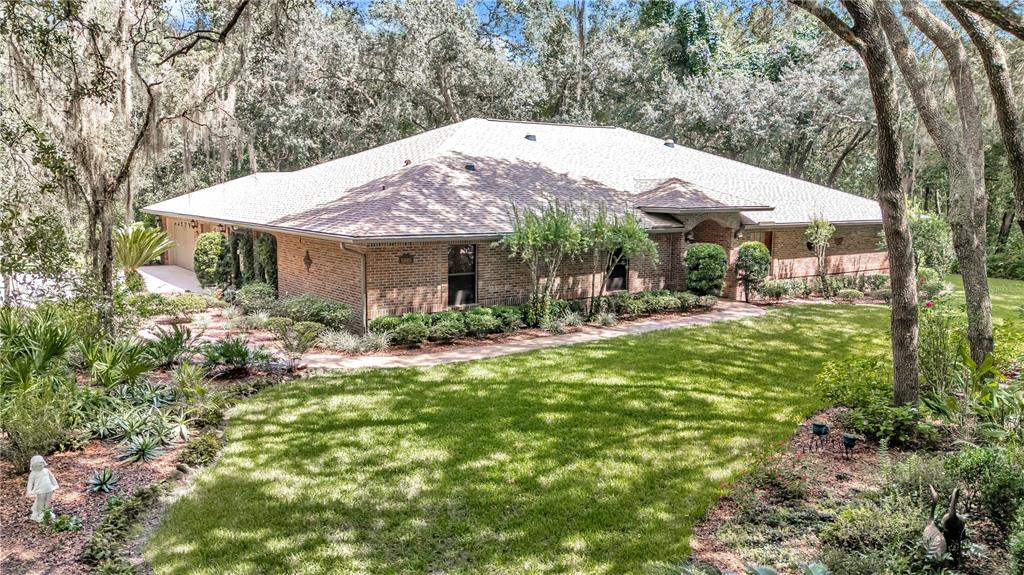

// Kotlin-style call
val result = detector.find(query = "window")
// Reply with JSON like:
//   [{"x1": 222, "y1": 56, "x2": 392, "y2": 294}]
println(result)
[
  {"x1": 605, "y1": 251, "x2": 628, "y2": 292},
  {"x1": 448, "y1": 244, "x2": 476, "y2": 306}
]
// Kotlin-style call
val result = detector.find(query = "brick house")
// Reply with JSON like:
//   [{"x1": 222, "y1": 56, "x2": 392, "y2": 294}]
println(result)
[{"x1": 144, "y1": 119, "x2": 888, "y2": 331}]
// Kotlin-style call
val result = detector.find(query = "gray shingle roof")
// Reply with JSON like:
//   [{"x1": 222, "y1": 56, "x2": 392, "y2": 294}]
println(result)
[{"x1": 143, "y1": 118, "x2": 882, "y2": 239}]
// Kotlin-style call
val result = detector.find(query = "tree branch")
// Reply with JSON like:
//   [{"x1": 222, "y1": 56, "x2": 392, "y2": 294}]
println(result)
[
  {"x1": 159, "y1": 0, "x2": 250, "y2": 65},
  {"x1": 959, "y1": 0, "x2": 1024, "y2": 40},
  {"x1": 788, "y1": 0, "x2": 863, "y2": 51}
]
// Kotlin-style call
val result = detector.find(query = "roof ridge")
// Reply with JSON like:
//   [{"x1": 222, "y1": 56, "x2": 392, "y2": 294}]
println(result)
[{"x1": 481, "y1": 117, "x2": 616, "y2": 129}]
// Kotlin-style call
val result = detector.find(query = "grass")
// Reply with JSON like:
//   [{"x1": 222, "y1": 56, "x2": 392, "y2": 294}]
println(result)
[{"x1": 146, "y1": 278, "x2": 1023, "y2": 575}]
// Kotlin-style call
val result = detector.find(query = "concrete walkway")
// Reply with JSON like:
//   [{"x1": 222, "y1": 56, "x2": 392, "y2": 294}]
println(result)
[
  {"x1": 139, "y1": 265, "x2": 206, "y2": 295},
  {"x1": 304, "y1": 300, "x2": 765, "y2": 371}
]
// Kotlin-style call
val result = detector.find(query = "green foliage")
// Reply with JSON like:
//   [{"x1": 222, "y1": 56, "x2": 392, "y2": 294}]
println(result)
[
  {"x1": 42, "y1": 511, "x2": 83, "y2": 532},
  {"x1": 86, "y1": 467, "x2": 120, "y2": 494},
  {"x1": 367, "y1": 315, "x2": 402, "y2": 333},
  {"x1": 686, "y1": 243, "x2": 727, "y2": 296},
  {"x1": 917, "y1": 305, "x2": 967, "y2": 396},
  {"x1": 87, "y1": 339, "x2": 155, "y2": 388},
  {"x1": 200, "y1": 337, "x2": 272, "y2": 377},
  {"x1": 916, "y1": 267, "x2": 947, "y2": 299},
  {"x1": 254, "y1": 234, "x2": 278, "y2": 289},
  {"x1": 275, "y1": 321, "x2": 323, "y2": 367},
  {"x1": 145, "y1": 325, "x2": 197, "y2": 368},
  {"x1": 758, "y1": 279, "x2": 790, "y2": 302},
  {"x1": 429, "y1": 318, "x2": 466, "y2": 342},
  {"x1": 748, "y1": 454, "x2": 807, "y2": 502},
  {"x1": 464, "y1": 310, "x2": 501, "y2": 337},
  {"x1": 595, "y1": 311, "x2": 617, "y2": 326},
  {"x1": 834, "y1": 289, "x2": 863, "y2": 303},
  {"x1": 909, "y1": 213, "x2": 955, "y2": 274},
  {"x1": 113, "y1": 223, "x2": 174, "y2": 273},
  {"x1": 273, "y1": 294, "x2": 352, "y2": 329},
  {"x1": 499, "y1": 201, "x2": 586, "y2": 321},
  {"x1": 317, "y1": 329, "x2": 390, "y2": 354},
  {"x1": 540, "y1": 316, "x2": 566, "y2": 334},
  {"x1": 235, "y1": 282, "x2": 277, "y2": 314},
  {"x1": 945, "y1": 445, "x2": 1024, "y2": 535},
  {"x1": 581, "y1": 206, "x2": 660, "y2": 299},
  {"x1": 193, "y1": 232, "x2": 226, "y2": 288},
  {"x1": 119, "y1": 434, "x2": 164, "y2": 463},
  {"x1": 873, "y1": 287, "x2": 892, "y2": 303},
  {"x1": 804, "y1": 217, "x2": 835, "y2": 283},
  {"x1": 126, "y1": 292, "x2": 169, "y2": 319},
  {"x1": 81, "y1": 486, "x2": 160, "y2": 566},
  {"x1": 819, "y1": 493, "x2": 927, "y2": 574},
  {"x1": 178, "y1": 432, "x2": 222, "y2": 468},
  {"x1": 736, "y1": 241, "x2": 770, "y2": 302},
  {"x1": 989, "y1": 240, "x2": 1024, "y2": 281},
  {"x1": 0, "y1": 376, "x2": 81, "y2": 472},
  {"x1": 391, "y1": 319, "x2": 429, "y2": 346},
  {"x1": 1011, "y1": 507, "x2": 1024, "y2": 575},
  {"x1": 882, "y1": 453, "x2": 957, "y2": 504},
  {"x1": 491, "y1": 305, "x2": 526, "y2": 332}
]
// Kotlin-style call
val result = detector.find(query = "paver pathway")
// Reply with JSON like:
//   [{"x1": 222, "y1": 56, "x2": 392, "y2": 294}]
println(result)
[{"x1": 304, "y1": 300, "x2": 765, "y2": 370}]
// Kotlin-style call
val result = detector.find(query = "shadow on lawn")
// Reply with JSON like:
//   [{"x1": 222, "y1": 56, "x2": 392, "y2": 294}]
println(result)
[{"x1": 146, "y1": 305, "x2": 890, "y2": 575}]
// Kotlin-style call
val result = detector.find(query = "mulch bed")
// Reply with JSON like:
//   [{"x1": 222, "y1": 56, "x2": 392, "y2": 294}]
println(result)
[
  {"x1": 689, "y1": 408, "x2": 884, "y2": 574},
  {"x1": 0, "y1": 441, "x2": 179, "y2": 575}
]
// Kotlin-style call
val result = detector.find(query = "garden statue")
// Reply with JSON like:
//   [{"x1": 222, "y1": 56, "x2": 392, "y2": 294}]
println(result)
[
  {"x1": 938, "y1": 487, "x2": 966, "y2": 562},
  {"x1": 25, "y1": 455, "x2": 59, "y2": 522},
  {"x1": 922, "y1": 486, "x2": 947, "y2": 559}
]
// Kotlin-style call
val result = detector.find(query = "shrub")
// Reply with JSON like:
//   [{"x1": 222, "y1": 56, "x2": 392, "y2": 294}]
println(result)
[
  {"x1": 749, "y1": 455, "x2": 807, "y2": 502},
  {"x1": 318, "y1": 329, "x2": 363, "y2": 353},
  {"x1": 430, "y1": 310, "x2": 465, "y2": 326},
  {"x1": 882, "y1": 453, "x2": 956, "y2": 504},
  {"x1": 235, "y1": 282, "x2": 277, "y2": 313},
  {"x1": 126, "y1": 292, "x2": 169, "y2": 318},
  {"x1": 834, "y1": 289, "x2": 863, "y2": 303},
  {"x1": 263, "y1": 316, "x2": 293, "y2": 336},
  {"x1": 872, "y1": 287, "x2": 892, "y2": 302},
  {"x1": 758, "y1": 280, "x2": 790, "y2": 302},
  {"x1": 819, "y1": 493, "x2": 925, "y2": 571},
  {"x1": 865, "y1": 274, "x2": 890, "y2": 291},
  {"x1": 200, "y1": 337, "x2": 272, "y2": 377},
  {"x1": 193, "y1": 232, "x2": 226, "y2": 288},
  {"x1": 636, "y1": 291, "x2": 681, "y2": 313},
  {"x1": 540, "y1": 317, "x2": 566, "y2": 334},
  {"x1": 945, "y1": 445, "x2": 1024, "y2": 535},
  {"x1": 676, "y1": 291, "x2": 701, "y2": 310},
  {"x1": 360, "y1": 331, "x2": 390, "y2": 353},
  {"x1": 686, "y1": 243, "x2": 727, "y2": 296},
  {"x1": 917, "y1": 305, "x2": 967, "y2": 395},
  {"x1": 549, "y1": 298, "x2": 582, "y2": 319},
  {"x1": 275, "y1": 321, "x2": 323, "y2": 368},
  {"x1": 989, "y1": 242, "x2": 1024, "y2": 281},
  {"x1": 0, "y1": 377, "x2": 80, "y2": 472},
  {"x1": 81, "y1": 485, "x2": 160, "y2": 566},
  {"x1": 86, "y1": 468, "x2": 120, "y2": 494},
  {"x1": 562, "y1": 311, "x2": 584, "y2": 327},
  {"x1": 595, "y1": 311, "x2": 617, "y2": 326},
  {"x1": 429, "y1": 319, "x2": 466, "y2": 343},
  {"x1": 273, "y1": 294, "x2": 352, "y2": 329},
  {"x1": 612, "y1": 292, "x2": 645, "y2": 316},
  {"x1": 910, "y1": 212, "x2": 955, "y2": 274},
  {"x1": 1011, "y1": 507, "x2": 1024, "y2": 575},
  {"x1": 735, "y1": 241, "x2": 770, "y2": 302},
  {"x1": 815, "y1": 276, "x2": 843, "y2": 298},
  {"x1": 178, "y1": 432, "x2": 222, "y2": 468},
  {"x1": 917, "y1": 266, "x2": 947, "y2": 299},
  {"x1": 391, "y1": 320, "x2": 429, "y2": 346},
  {"x1": 465, "y1": 311, "x2": 501, "y2": 337},
  {"x1": 368, "y1": 315, "x2": 402, "y2": 333},
  {"x1": 490, "y1": 305, "x2": 525, "y2": 332},
  {"x1": 145, "y1": 325, "x2": 197, "y2": 368}
]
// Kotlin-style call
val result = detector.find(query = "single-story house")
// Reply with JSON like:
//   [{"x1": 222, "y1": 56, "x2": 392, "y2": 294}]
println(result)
[{"x1": 143, "y1": 118, "x2": 888, "y2": 331}]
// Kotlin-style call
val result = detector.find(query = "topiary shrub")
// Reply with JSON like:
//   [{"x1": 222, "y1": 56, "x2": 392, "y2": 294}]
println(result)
[
  {"x1": 193, "y1": 232, "x2": 226, "y2": 288},
  {"x1": 273, "y1": 294, "x2": 352, "y2": 329},
  {"x1": 235, "y1": 282, "x2": 277, "y2": 313},
  {"x1": 368, "y1": 315, "x2": 402, "y2": 333},
  {"x1": 735, "y1": 241, "x2": 770, "y2": 303},
  {"x1": 835, "y1": 288, "x2": 864, "y2": 303},
  {"x1": 391, "y1": 320, "x2": 429, "y2": 346},
  {"x1": 686, "y1": 243, "x2": 727, "y2": 296},
  {"x1": 429, "y1": 318, "x2": 465, "y2": 343}
]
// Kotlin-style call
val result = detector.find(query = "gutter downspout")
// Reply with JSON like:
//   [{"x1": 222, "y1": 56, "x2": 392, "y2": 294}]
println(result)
[{"x1": 340, "y1": 243, "x2": 368, "y2": 332}]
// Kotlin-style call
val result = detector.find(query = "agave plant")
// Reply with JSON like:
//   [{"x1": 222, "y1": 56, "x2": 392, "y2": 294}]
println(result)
[
  {"x1": 113, "y1": 222, "x2": 175, "y2": 289},
  {"x1": 86, "y1": 468, "x2": 120, "y2": 494},
  {"x1": 119, "y1": 434, "x2": 165, "y2": 463}
]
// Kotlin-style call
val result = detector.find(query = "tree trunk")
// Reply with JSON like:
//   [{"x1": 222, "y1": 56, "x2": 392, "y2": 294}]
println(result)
[
  {"x1": 949, "y1": 3, "x2": 1024, "y2": 253},
  {"x1": 996, "y1": 211, "x2": 1015, "y2": 252},
  {"x1": 883, "y1": 0, "x2": 993, "y2": 365},
  {"x1": 828, "y1": 126, "x2": 871, "y2": 187}
]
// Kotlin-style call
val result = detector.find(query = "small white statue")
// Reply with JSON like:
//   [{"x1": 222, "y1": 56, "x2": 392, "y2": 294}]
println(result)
[{"x1": 25, "y1": 455, "x2": 59, "y2": 522}]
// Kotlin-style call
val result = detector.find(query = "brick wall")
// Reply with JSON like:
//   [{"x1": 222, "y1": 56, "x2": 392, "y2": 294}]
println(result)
[
  {"x1": 363, "y1": 233, "x2": 684, "y2": 319},
  {"x1": 274, "y1": 232, "x2": 365, "y2": 331},
  {"x1": 768, "y1": 224, "x2": 889, "y2": 279}
]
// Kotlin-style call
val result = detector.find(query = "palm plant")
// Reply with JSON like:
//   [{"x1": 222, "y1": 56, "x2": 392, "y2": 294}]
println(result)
[{"x1": 113, "y1": 223, "x2": 175, "y2": 290}]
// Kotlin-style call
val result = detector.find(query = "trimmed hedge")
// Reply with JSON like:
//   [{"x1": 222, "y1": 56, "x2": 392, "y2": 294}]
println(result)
[
  {"x1": 193, "y1": 232, "x2": 226, "y2": 288},
  {"x1": 273, "y1": 294, "x2": 352, "y2": 329},
  {"x1": 686, "y1": 243, "x2": 727, "y2": 296}
]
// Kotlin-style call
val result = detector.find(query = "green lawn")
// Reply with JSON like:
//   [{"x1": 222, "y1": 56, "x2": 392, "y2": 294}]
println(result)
[{"x1": 146, "y1": 278, "x2": 1022, "y2": 575}]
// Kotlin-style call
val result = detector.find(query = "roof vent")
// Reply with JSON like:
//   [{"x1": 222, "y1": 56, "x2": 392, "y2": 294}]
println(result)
[
  {"x1": 664, "y1": 139, "x2": 675, "y2": 148},
  {"x1": 404, "y1": 159, "x2": 411, "y2": 166},
  {"x1": 464, "y1": 163, "x2": 476, "y2": 172},
  {"x1": 525, "y1": 134, "x2": 537, "y2": 141}
]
